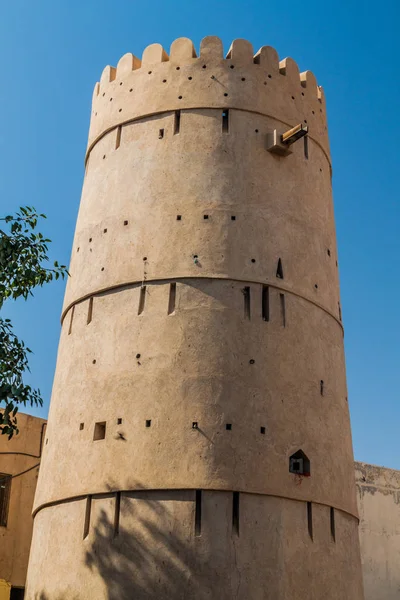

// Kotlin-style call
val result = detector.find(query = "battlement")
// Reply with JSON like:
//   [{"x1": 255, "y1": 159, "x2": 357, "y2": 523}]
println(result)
[{"x1": 88, "y1": 36, "x2": 329, "y2": 158}]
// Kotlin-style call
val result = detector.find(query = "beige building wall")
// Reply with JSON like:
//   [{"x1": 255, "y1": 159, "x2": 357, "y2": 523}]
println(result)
[
  {"x1": 26, "y1": 37, "x2": 364, "y2": 599},
  {"x1": 356, "y1": 461, "x2": 400, "y2": 600},
  {"x1": 0, "y1": 412, "x2": 46, "y2": 597}
]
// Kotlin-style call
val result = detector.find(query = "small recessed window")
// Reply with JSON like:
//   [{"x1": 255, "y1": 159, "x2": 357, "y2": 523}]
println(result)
[
  {"x1": 117, "y1": 418, "x2": 122, "y2": 425},
  {"x1": 177, "y1": 215, "x2": 182, "y2": 220},
  {"x1": 231, "y1": 216, "x2": 236, "y2": 221},
  {"x1": 79, "y1": 423, "x2": 84, "y2": 431},
  {"x1": 203, "y1": 215, "x2": 209, "y2": 220},
  {"x1": 289, "y1": 450, "x2": 310, "y2": 476},
  {"x1": 192, "y1": 422, "x2": 198, "y2": 429},
  {"x1": 226, "y1": 424, "x2": 232, "y2": 431},
  {"x1": 145, "y1": 420, "x2": 151, "y2": 428},
  {"x1": 260, "y1": 426, "x2": 265, "y2": 434},
  {"x1": 93, "y1": 422, "x2": 106, "y2": 441},
  {"x1": 124, "y1": 220, "x2": 128, "y2": 226}
]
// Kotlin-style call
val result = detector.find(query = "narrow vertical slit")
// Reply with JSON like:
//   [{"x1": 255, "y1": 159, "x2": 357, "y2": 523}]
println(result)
[
  {"x1": 276, "y1": 258, "x2": 284, "y2": 279},
  {"x1": 304, "y1": 135, "x2": 309, "y2": 159},
  {"x1": 168, "y1": 283, "x2": 176, "y2": 315},
  {"x1": 195, "y1": 490, "x2": 202, "y2": 537},
  {"x1": 83, "y1": 495, "x2": 92, "y2": 539},
  {"x1": 68, "y1": 306, "x2": 75, "y2": 335},
  {"x1": 232, "y1": 492, "x2": 240, "y2": 536},
  {"x1": 114, "y1": 492, "x2": 121, "y2": 537},
  {"x1": 320, "y1": 380, "x2": 324, "y2": 396},
  {"x1": 243, "y1": 286, "x2": 251, "y2": 319},
  {"x1": 330, "y1": 507, "x2": 336, "y2": 542},
  {"x1": 115, "y1": 125, "x2": 122, "y2": 149},
  {"x1": 338, "y1": 302, "x2": 342, "y2": 321},
  {"x1": 222, "y1": 109, "x2": 229, "y2": 133},
  {"x1": 138, "y1": 286, "x2": 146, "y2": 315},
  {"x1": 174, "y1": 110, "x2": 181, "y2": 135},
  {"x1": 87, "y1": 297, "x2": 93, "y2": 324},
  {"x1": 262, "y1": 285, "x2": 269, "y2": 322},
  {"x1": 280, "y1": 293, "x2": 286, "y2": 327},
  {"x1": 307, "y1": 502, "x2": 313, "y2": 541}
]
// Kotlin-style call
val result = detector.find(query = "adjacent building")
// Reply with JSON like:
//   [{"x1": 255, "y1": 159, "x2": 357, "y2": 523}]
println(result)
[{"x1": 0, "y1": 413, "x2": 46, "y2": 600}]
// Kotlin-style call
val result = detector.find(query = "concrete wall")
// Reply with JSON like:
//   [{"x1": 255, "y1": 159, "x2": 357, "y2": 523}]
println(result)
[
  {"x1": 356, "y1": 461, "x2": 400, "y2": 600},
  {"x1": 26, "y1": 36, "x2": 364, "y2": 599},
  {"x1": 0, "y1": 413, "x2": 46, "y2": 590}
]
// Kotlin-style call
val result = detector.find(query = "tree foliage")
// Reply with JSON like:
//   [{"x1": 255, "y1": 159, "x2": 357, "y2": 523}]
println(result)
[{"x1": 0, "y1": 207, "x2": 68, "y2": 438}]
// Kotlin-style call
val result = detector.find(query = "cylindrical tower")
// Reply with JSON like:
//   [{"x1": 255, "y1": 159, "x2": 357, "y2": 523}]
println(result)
[{"x1": 26, "y1": 37, "x2": 364, "y2": 600}]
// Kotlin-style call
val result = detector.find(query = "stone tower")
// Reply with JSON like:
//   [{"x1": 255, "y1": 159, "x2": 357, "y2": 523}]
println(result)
[{"x1": 26, "y1": 37, "x2": 364, "y2": 600}]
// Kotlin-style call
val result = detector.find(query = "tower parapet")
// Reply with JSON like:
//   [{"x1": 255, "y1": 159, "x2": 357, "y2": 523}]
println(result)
[{"x1": 26, "y1": 37, "x2": 364, "y2": 600}]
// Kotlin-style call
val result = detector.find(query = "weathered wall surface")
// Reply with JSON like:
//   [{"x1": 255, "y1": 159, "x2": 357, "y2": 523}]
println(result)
[
  {"x1": 26, "y1": 36, "x2": 364, "y2": 599},
  {"x1": 0, "y1": 413, "x2": 46, "y2": 589},
  {"x1": 356, "y1": 461, "x2": 400, "y2": 600}
]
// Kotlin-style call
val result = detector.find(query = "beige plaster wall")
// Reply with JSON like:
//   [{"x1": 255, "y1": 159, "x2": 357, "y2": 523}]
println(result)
[
  {"x1": 356, "y1": 462, "x2": 400, "y2": 600},
  {"x1": 26, "y1": 36, "x2": 364, "y2": 599},
  {"x1": 0, "y1": 413, "x2": 46, "y2": 588}
]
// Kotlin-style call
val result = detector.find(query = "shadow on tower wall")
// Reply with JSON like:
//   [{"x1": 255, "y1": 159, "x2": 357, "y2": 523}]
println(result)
[{"x1": 34, "y1": 484, "x2": 208, "y2": 600}]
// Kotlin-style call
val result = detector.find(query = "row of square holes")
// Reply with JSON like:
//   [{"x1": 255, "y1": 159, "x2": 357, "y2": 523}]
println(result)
[
  {"x1": 98, "y1": 67, "x2": 323, "y2": 113},
  {"x1": 87, "y1": 420, "x2": 266, "y2": 440}
]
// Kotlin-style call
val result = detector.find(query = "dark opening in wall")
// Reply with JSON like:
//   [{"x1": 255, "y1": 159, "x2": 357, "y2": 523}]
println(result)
[
  {"x1": 222, "y1": 109, "x2": 229, "y2": 133},
  {"x1": 0, "y1": 473, "x2": 11, "y2": 527},
  {"x1": 304, "y1": 135, "x2": 309, "y2": 159},
  {"x1": 93, "y1": 422, "x2": 106, "y2": 441},
  {"x1": 87, "y1": 297, "x2": 93, "y2": 325},
  {"x1": 145, "y1": 420, "x2": 151, "y2": 428},
  {"x1": 168, "y1": 283, "x2": 176, "y2": 315},
  {"x1": 114, "y1": 492, "x2": 121, "y2": 537},
  {"x1": 307, "y1": 502, "x2": 313, "y2": 541},
  {"x1": 262, "y1": 285, "x2": 269, "y2": 321},
  {"x1": 276, "y1": 258, "x2": 284, "y2": 279},
  {"x1": 124, "y1": 220, "x2": 128, "y2": 226},
  {"x1": 232, "y1": 492, "x2": 240, "y2": 536},
  {"x1": 289, "y1": 450, "x2": 310, "y2": 476},
  {"x1": 10, "y1": 588, "x2": 25, "y2": 600},
  {"x1": 280, "y1": 293, "x2": 286, "y2": 327},
  {"x1": 115, "y1": 126, "x2": 122, "y2": 149},
  {"x1": 176, "y1": 215, "x2": 182, "y2": 220},
  {"x1": 203, "y1": 214, "x2": 209, "y2": 220},
  {"x1": 79, "y1": 423, "x2": 84, "y2": 431},
  {"x1": 338, "y1": 302, "x2": 342, "y2": 321},
  {"x1": 243, "y1": 286, "x2": 251, "y2": 319},
  {"x1": 231, "y1": 215, "x2": 236, "y2": 221},
  {"x1": 226, "y1": 424, "x2": 232, "y2": 431},
  {"x1": 195, "y1": 490, "x2": 202, "y2": 536},
  {"x1": 117, "y1": 418, "x2": 122, "y2": 425},
  {"x1": 330, "y1": 507, "x2": 336, "y2": 541},
  {"x1": 260, "y1": 426, "x2": 266, "y2": 434},
  {"x1": 320, "y1": 380, "x2": 324, "y2": 396},
  {"x1": 83, "y1": 495, "x2": 92, "y2": 539},
  {"x1": 192, "y1": 422, "x2": 198, "y2": 429},
  {"x1": 158, "y1": 128, "x2": 164, "y2": 139},
  {"x1": 138, "y1": 286, "x2": 146, "y2": 315},
  {"x1": 174, "y1": 110, "x2": 181, "y2": 135}
]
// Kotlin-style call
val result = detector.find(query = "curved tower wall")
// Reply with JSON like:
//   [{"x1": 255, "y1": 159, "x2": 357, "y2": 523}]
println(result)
[{"x1": 26, "y1": 37, "x2": 364, "y2": 600}]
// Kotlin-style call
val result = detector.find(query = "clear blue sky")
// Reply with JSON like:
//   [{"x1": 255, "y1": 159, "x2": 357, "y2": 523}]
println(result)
[{"x1": 1, "y1": 0, "x2": 399, "y2": 468}]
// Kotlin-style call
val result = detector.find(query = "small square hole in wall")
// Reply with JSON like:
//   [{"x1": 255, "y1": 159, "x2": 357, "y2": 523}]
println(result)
[
  {"x1": 192, "y1": 422, "x2": 198, "y2": 429},
  {"x1": 124, "y1": 220, "x2": 128, "y2": 226},
  {"x1": 117, "y1": 418, "x2": 122, "y2": 425},
  {"x1": 177, "y1": 215, "x2": 182, "y2": 221},
  {"x1": 203, "y1": 215, "x2": 209, "y2": 220},
  {"x1": 260, "y1": 426, "x2": 266, "y2": 435},
  {"x1": 93, "y1": 422, "x2": 106, "y2": 441},
  {"x1": 226, "y1": 424, "x2": 232, "y2": 431},
  {"x1": 79, "y1": 423, "x2": 84, "y2": 431},
  {"x1": 231, "y1": 216, "x2": 236, "y2": 221},
  {"x1": 145, "y1": 420, "x2": 151, "y2": 428}
]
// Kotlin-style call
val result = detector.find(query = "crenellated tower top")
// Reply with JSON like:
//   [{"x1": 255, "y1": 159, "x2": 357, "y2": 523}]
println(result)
[{"x1": 88, "y1": 36, "x2": 329, "y2": 161}]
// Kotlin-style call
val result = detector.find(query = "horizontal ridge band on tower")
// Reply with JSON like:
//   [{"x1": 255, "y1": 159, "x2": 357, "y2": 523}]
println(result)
[{"x1": 88, "y1": 36, "x2": 329, "y2": 157}]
